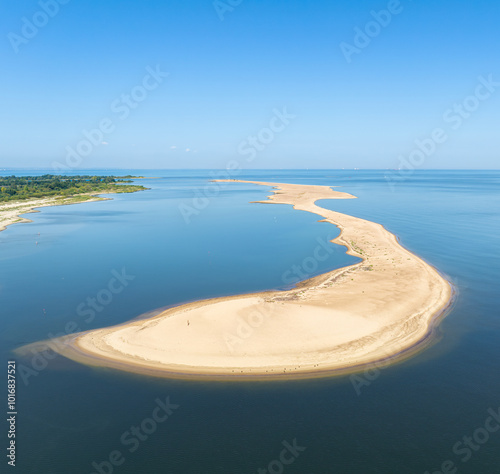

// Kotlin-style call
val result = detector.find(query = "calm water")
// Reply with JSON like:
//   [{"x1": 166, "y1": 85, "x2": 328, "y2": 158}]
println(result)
[{"x1": 1, "y1": 170, "x2": 499, "y2": 474}]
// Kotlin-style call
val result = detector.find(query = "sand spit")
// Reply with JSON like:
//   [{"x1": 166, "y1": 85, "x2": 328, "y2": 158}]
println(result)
[
  {"x1": 31, "y1": 180, "x2": 453, "y2": 380},
  {"x1": 0, "y1": 195, "x2": 112, "y2": 233}
]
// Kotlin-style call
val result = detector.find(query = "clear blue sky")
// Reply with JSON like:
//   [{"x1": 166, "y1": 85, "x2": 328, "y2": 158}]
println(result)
[{"x1": 1, "y1": 0, "x2": 499, "y2": 169}]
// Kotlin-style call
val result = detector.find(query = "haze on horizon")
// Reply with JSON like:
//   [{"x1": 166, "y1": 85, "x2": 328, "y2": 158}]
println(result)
[{"x1": 1, "y1": 0, "x2": 499, "y2": 170}]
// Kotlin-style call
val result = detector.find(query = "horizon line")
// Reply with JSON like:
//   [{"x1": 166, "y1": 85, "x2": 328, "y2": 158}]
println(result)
[{"x1": 1, "y1": 168, "x2": 499, "y2": 171}]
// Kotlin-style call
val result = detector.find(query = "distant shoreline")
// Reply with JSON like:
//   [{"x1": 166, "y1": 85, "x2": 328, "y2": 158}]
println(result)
[
  {"x1": 0, "y1": 177, "x2": 147, "y2": 234},
  {"x1": 24, "y1": 180, "x2": 453, "y2": 381}
]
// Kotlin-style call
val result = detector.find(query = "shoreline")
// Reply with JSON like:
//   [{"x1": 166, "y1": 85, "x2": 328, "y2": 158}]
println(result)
[
  {"x1": 0, "y1": 187, "x2": 146, "y2": 234},
  {"x1": 33, "y1": 278, "x2": 455, "y2": 383},
  {"x1": 0, "y1": 194, "x2": 111, "y2": 233},
  {"x1": 22, "y1": 180, "x2": 454, "y2": 381}
]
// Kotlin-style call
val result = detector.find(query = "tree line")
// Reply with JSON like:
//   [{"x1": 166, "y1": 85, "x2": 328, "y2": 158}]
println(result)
[{"x1": 0, "y1": 175, "x2": 145, "y2": 202}]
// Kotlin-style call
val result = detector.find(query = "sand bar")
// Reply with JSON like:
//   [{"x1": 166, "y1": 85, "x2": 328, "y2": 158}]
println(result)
[{"x1": 31, "y1": 180, "x2": 453, "y2": 379}]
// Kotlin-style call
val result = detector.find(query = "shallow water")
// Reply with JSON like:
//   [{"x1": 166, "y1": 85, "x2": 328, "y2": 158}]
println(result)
[{"x1": 1, "y1": 169, "x2": 499, "y2": 473}]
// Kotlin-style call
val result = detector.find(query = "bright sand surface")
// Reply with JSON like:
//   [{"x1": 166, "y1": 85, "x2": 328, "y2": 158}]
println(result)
[{"x1": 45, "y1": 180, "x2": 453, "y2": 379}]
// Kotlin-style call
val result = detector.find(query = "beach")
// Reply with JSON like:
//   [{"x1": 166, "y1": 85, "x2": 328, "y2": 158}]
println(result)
[
  {"x1": 0, "y1": 195, "x2": 112, "y2": 233},
  {"x1": 41, "y1": 180, "x2": 452, "y2": 379},
  {"x1": 0, "y1": 180, "x2": 150, "y2": 234}
]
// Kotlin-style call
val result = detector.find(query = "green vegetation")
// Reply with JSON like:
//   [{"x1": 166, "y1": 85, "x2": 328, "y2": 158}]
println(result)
[
  {"x1": 350, "y1": 240, "x2": 365, "y2": 255},
  {"x1": 0, "y1": 175, "x2": 148, "y2": 202}
]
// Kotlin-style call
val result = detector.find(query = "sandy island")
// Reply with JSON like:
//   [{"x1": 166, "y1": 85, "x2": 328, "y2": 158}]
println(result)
[{"x1": 24, "y1": 180, "x2": 453, "y2": 380}]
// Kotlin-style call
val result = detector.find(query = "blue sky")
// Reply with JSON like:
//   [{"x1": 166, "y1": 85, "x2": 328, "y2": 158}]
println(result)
[{"x1": 1, "y1": 0, "x2": 499, "y2": 169}]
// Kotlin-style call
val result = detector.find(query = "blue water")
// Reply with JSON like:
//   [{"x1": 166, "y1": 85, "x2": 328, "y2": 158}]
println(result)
[{"x1": 1, "y1": 170, "x2": 499, "y2": 474}]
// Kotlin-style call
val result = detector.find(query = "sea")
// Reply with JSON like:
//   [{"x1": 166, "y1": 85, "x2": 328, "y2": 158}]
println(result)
[{"x1": 1, "y1": 169, "x2": 499, "y2": 474}]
